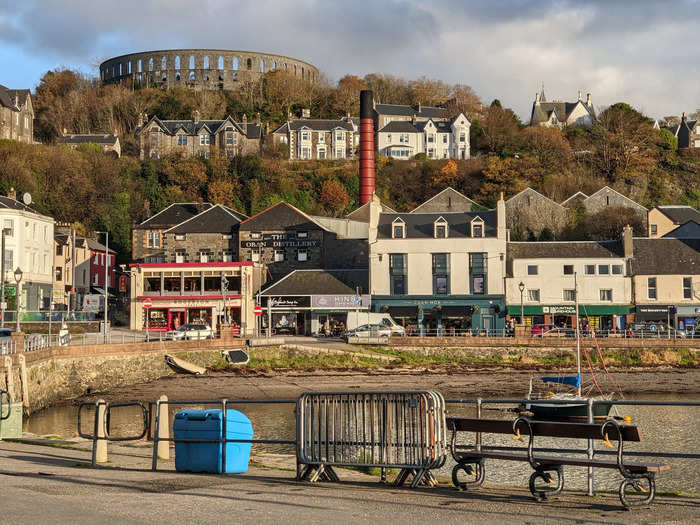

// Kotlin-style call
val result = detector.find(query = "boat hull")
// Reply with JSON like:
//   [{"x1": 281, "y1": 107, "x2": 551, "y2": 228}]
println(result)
[{"x1": 525, "y1": 400, "x2": 613, "y2": 420}]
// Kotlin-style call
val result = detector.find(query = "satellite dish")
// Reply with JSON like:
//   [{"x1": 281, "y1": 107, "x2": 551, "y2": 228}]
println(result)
[{"x1": 22, "y1": 193, "x2": 32, "y2": 205}]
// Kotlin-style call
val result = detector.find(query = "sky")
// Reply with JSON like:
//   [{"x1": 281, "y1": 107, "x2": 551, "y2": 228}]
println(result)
[{"x1": 1, "y1": 0, "x2": 699, "y2": 121}]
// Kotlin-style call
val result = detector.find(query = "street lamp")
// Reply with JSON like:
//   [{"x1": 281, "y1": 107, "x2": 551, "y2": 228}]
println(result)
[
  {"x1": 14, "y1": 267, "x2": 22, "y2": 332},
  {"x1": 518, "y1": 281, "x2": 525, "y2": 325},
  {"x1": 0, "y1": 227, "x2": 10, "y2": 328},
  {"x1": 94, "y1": 231, "x2": 109, "y2": 344}
]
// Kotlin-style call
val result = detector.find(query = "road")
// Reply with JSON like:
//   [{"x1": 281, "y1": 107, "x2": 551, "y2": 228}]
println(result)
[{"x1": 0, "y1": 439, "x2": 696, "y2": 524}]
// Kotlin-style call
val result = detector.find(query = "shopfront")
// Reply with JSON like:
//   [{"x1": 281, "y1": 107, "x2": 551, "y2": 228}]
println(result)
[
  {"x1": 371, "y1": 295, "x2": 506, "y2": 335},
  {"x1": 509, "y1": 305, "x2": 634, "y2": 332},
  {"x1": 677, "y1": 306, "x2": 700, "y2": 331}
]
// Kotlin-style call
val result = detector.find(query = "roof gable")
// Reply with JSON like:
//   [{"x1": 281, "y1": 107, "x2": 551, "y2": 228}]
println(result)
[
  {"x1": 137, "y1": 202, "x2": 214, "y2": 228},
  {"x1": 506, "y1": 187, "x2": 564, "y2": 209},
  {"x1": 239, "y1": 201, "x2": 329, "y2": 232},
  {"x1": 586, "y1": 186, "x2": 647, "y2": 210},
  {"x1": 560, "y1": 191, "x2": 588, "y2": 207},
  {"x1": 654, "y1": 205, "x2": 700, "y2": 225},
  {"x1": 165, "y1": 204, "x2": 246, "y2": 234},
  {"x1": 411, "y1": 187, "x2": 480, "y2": 213}
]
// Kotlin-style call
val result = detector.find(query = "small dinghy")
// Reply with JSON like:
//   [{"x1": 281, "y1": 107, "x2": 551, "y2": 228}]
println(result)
[
  {"x1": 164, "y1": 354, "x2": 207, "y2": 375},
  {"x1": 223, "y1": 349, "x2": 250, "y2": 365}
]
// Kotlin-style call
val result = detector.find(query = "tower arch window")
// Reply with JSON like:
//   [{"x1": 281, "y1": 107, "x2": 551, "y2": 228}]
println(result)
[
  {"x1": 246, "y1": 58, "x2": 252, "y2": 70},
  {"x1": 138, "y1": 59, "x2": 142, "y2": 73},
  {"x1": 203, "y1": 56, "x2": 210, "y2": 69},
  {"x1": 260, "y1": 59, "x2": 265, "y2": 72},
  {"x1": 189, "y1": 71, "x2": 195, "y2": 81},
  {"x1": 128, "y1": 61, "x2": 132, "y2": 74},
  {"x1": 233, "y1": 56, "x2": 238, "y2": 70},
  {"x1": 189, "y1": 55, "x2": 195, "y2": 69},
  {"x1": 119, "y1": 63, "x2": 122, "y2": 75},
  {"x1": 175, "y1": 55, "x2": 180, "y2": 69},
  {"x1": 148, "y1": 58, "x2": 154, "y2": 71},
  {"x1": 218, "y1": 56, "x2": 224, "y2": 69},
  {"x1": 272, "y1": 60, "x2": 276, "y2": 70},
  {"x1": 176, "y1": 72, "x2": 181, "y2": 81},
  {"x1": 161, "y1": 56, "x2": 167, "y2": 69}
]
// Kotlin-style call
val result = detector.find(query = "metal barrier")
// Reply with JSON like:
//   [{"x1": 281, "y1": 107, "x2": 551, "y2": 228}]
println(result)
[
  {"x1": 0, "y1": 389, "x2": 10, "y2": 421},
  {"x1": 296, "y1": 390, "x2": 447, "y2": 487}
]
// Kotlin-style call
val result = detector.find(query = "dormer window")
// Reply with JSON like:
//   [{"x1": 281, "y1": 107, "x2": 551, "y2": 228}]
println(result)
[
  {"x1": 471, "y1": 217, "x2": 484, "y2": 238},
  {"x1": 434, "y1": 217, "x2": 448, "y2": 238},
  {"x1": 392, "y1": 218, "x2": 405, "y2": 239}
]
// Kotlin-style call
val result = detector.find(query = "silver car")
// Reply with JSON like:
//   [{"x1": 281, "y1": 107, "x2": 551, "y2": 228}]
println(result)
[
  {"x1": 169, "y1": 323, "x2": 214, "y2": 340},
  {"x1": 344, "y1": 323, "x2": 392, "y2": 341}
]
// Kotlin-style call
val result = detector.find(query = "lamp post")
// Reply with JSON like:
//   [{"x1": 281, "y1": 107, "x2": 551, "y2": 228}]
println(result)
[
  {"x1": 14, "y1": 267, "x2": 22, "y2": 332},
  {"x1": 1, "y1": 227, "x2": 10, "y2": 328},
  {"x1": 518, "y1": 281, "x2": 525, "y2": 325},
  {"x1": 94, "y1": 231, "x2": 109, "y2": 344}
]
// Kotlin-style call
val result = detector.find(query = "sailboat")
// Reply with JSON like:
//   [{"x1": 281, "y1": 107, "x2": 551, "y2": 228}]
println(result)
[{"x1": 523, "y1": 272, "x2": 614, "y2": 420}]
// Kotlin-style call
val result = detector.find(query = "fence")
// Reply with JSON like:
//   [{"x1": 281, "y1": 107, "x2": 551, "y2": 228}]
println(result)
[
  {"x1": 1, "y1": 311, "x2": 97, "y2": 323},
  {"x1": 399, "y1": 327, "x2": 698, "y2": 339}
]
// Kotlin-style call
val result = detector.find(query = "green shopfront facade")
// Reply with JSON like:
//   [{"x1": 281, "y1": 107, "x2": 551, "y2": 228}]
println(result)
[
  {"x1": 372, "y1": 295, "x2": 506, "y2": 335},
  {"x1": 508, "y1": 304, "x2": 634, "y2": 331}
]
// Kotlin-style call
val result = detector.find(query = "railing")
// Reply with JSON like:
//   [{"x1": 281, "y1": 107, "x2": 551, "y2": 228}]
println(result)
[
  {"x1": 1, "y1": 311, "x2": 98, "y2": 323},
  {"x1": 397, "y1": 327, "x2": 698, "y2": 339}
]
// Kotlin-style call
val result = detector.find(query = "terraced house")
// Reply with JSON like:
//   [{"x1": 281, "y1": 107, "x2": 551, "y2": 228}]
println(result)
[
  {"x1": 270, "y1": 117, "x2": 358, "y2": 160},
  {"x1": 0, "y1": 84, "x2": 33, "y2": 143},
  {"x1": 135, "y1": 112, "x2": 261, "y2": 159}
]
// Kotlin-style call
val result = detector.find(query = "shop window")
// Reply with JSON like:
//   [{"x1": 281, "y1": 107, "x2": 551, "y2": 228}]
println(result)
[
  {"x1": 683, "y1": 277, "x2": 692, "y2": 299},
  {"x1": 184, "y1": 276, "x2": 201, "y2": 292},
  {"x1": 527, "y1": 265, "x2": 538, "y2": 275},
  {"x1": 527, "y1": 289, "x2": 540, "y2": 302},
  {"x1": 203, "y1": 276, "x2": 221, "y2": 292},
  {"x1": 389, "y1": 253, "x2": 407, "y2": 295},
  {"x1": 144, "y1": 276, "x2": 161, "y2": 292},
  {"x1": 392, "y1": 218, "x2": 405, "y2": 239},
  {"x1": 297, "y1": 249, "x2": 308, "y2": 262},
  {"x1": 563, "y1": 265, "x2": 574, "y2": 275},
  {"x1": 563, "y1": 289, "x2": 576, "y2": 302},
  {"x1": 598, "y1": 265, "x2": 609, "y2": 275},
  {"x1": 432, "y1": 253, "x2": 450, "y2": 295},
  {"x1": 612, "y1": 265, "x2": 623, "y2": 275},
  {"x1": 599, "y1": 289, "x2": 613, "y2": 301},
  {"x1": 434, "y1": 217, "x2": 448, "y2": 238},
  {"x1": 274, "y1": 250, "x2": 285, "y2": 262},
  {"x1": 469, "y1": 252, "x2": 487, "y2": 294},
  {"x1": 163, "y1": 276, "x2": 181, "y2": 292}
]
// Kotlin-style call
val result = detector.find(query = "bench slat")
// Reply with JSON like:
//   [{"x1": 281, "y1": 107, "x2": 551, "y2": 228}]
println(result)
[
  {"x1": 447, "y1": 418, "x2": 641, "y2": 442},
  {"x1": 456, "y1": 450, "x2": 670, "y2": 473}
]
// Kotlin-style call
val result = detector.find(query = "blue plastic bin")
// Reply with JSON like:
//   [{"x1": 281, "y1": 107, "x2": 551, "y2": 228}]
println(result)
[{"x1": 173, "y1": 409, "x2": 253, "y2": 474}]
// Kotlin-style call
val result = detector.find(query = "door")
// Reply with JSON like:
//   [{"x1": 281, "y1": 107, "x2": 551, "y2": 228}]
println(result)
[{"x1": 481, "y1": 315, "x2": 494, "y2": 333}]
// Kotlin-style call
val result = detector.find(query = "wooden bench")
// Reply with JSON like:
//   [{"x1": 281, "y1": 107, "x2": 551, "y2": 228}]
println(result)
[{"x1": 447, "y1": 417, "x2": 670, "y2": 508}]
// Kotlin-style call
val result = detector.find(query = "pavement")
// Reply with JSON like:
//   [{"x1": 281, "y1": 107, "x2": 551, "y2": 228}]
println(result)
[{"x1": 0, "y1": 438, "x2": 697, "y2": 524}]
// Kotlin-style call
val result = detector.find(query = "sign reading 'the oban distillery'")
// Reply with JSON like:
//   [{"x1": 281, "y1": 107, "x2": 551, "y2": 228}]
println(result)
[{"x1": 242, "y1": 233, "x2": 320, "y2": 249}]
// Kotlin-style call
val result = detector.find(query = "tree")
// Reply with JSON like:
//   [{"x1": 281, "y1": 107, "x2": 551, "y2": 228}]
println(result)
[
  {"x1": 444, "y1": 84, "x2": 483, "y2": 119},
  {"x1": 519, "y1": 127, "x2": 572, "y2": 173},
  {"x1": 580, "y1": 205, "x2": 646, "y2": 240},
  {"x1": 332, "y1": 75, "x2": 367, "y2": 116},
  {"x1": 319, "y1": 179, "x2": 350, "y2": 215},
  {"x1": 472, "y1": 102, "x2": 522, "y2": 155}
]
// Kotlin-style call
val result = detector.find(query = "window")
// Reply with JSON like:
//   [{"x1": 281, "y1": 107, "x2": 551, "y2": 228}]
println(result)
[
  {"x1": 427, "y1": 148, "x2": 435, "y2": 158},
  {"x1": 175, "y1": 251, "x2": 184, "y2": 264},
  {"x1": 297, "y1": 231, "x2": 308, "y2": 238},
  {"x1": 2, "y1": 249, "x2": 12, "y2": 270},
  {"x1": 434, "y1": 219, "x2": 447, "y2": 238},
  {"x1": 335, "y1": 148, "x2": 344, "y2": 158},
  {"x1": 648, "y1": 277, "x2": 657, "y2": 299},
  {"x1": 233, "y1": 57, "x2": 239, "y2": 70},
  {"x1": 251, "y1": 252, "x2": 260, "y2": 262},
  {"x1": 612, "y1": 265, "x2": 623, "y2": 275},
  {"x1": 390, "y1": 253, "x2": 407, "y2": 295},
  {"x1": 683, "y1": 277, "x2": 692, "y2": 299},
  {"x1": 598, "y1": 265, "x2": 609, "y2": 275},
  {"x1": 301, "y1": 147, "x2": 311, "y2": 159},
  {"x1": 274, "y1": 250, "x2": 285, "y2": 262},
  {"x1": 174, "y1": 234, "x2": 186, "y2": 241},
  {"x1": 56, "y1": 244, "x2": 63, "y2": 256},
  {"x1": 318, "y1": 133, "x2": 325, "y2": 143},
  {"x1": 301, "y1": 131, "x2": 310, "y2": 141},
  {"x1": 471, "y1": 218, "x2": 484, "y2": 237},
  {"x1": 223, "y1": 251, "x2": 234, "y2": 262},
  {"x1": 400, "y1": 134, "x2": 409, "y2": 143},
  {"x1": 177, "y1": 135, "x2": 188, "y2": 145},
  {"x1": 93, "y1": 273, "x2": 99, "y2": 285},
  {"x1": 297, "y1": 249, "x2": 308, "y2": 262},
  {"x1": 55, "y1": 267, "x2": 62, "y2": 281},
  {"x1": 318, "y1": 148, "x2": 326, "y2": 159},
  {"x1": 459, "y1": 132, "x2": 466, "y2": 143},
  {"x1": 527, "y1": 265, "x2": 538, "y2": 275},
  {"x1": 527, "y1": 289, "x2": 540, "y2": 302},
  {"x1": 222, "y1": 234, "x2": 233, "y2": 240},
  {"x1": 563, "y1": 265, "x2": 574, "y2": 275},
  {"x1": 432, "y1": 253, "x2": 450, "y2": 295},
  {"x1": 599, "y1": 289, "x2": 613, "y2": 301},
  {"x1": 226, "y1": 131, "x2": 234, "y2": 145},
  {"x1": 199, "y1": 251, "x2": 209, "y2": 263},
  {"x1": 427, "y1": 134, "x2": 435, "y2": 143},
  {"x1": 3, "y1": 219, "x2": 13, "y2": 237},
  {"x1": 150, "y1": 131, "x2": 160, "y2": 145},
  {"x1": 94, "y1": 253, "x2": 99, "y2": 264},
  {"x1": 585, "y1": 265, "x2": 595, "y2": 275},
  {"x1": 386, "y1": 134, "x2": 391, "y2": 143},
  {"x1": 650, "y1": 224, "x2": 657, "y2": 235},
  {"x1": 200, "y1": 135, "x2": 206, "y2": 145},
  {"x1": 335, "y1": 131, "x2": 344, "y2": 141},
  {"x1": 392, "y1": 218, "x2": 405, "y2": 238},
  {"x1": 147, "y1": 231, "x2": 160, "y2": 248},
  {"x1": 563, "y1": 289, "x2": 576, "y2": 301},
  {"x1": 250, "y1": 232, "x2": 262, "y2": 239},
  {"x1": 442, "y1": 135, "x2": 447, "y2": 144},
  {"x1": 469, "y1": 253, "x2": 487, "y2": 294}
]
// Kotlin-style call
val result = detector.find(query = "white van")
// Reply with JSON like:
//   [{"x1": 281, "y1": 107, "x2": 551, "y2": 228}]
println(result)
[{"x1": 345, "y1": 312, "x2": 405, "y2": 336}]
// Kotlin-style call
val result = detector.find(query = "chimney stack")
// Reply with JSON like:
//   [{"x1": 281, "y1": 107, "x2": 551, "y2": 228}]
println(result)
[
  {"x1": 8, "y1": 187, "x2": 16, "y2": 201},
  {"x1": 193, "y1": 110, "x2": 200, "y2": 124},
  {"x1": 359, "y1": 90, "x2": 376, "y2": 206},
  {"x1": 586, "y1": 93, "x2": 591, "y2": 106},
  {"x1": 497, "y1": 192, "x2": 506, "y2": 240},
  {"x1": 622, "y1": 224, "x2": 634, "y2": 259},
  {"x1": 242, "y1": 113, "x2": 248, "y2": 126},
  {"x1": 578, "y1": 90, "x2": 582, "y2": 101},
  {"x1": 535, "y1": 92, "x2": 540, "y2": 104}
]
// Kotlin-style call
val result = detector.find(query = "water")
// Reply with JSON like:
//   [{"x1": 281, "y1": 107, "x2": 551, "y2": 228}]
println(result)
[{"x1": 24, "y1": 396, "x2": 699, "y2": 494}]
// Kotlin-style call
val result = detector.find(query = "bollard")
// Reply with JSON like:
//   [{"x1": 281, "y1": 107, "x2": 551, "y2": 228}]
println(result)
[
  {"x1": 157, "y1": 395, "x2": 170, "y2": 460},
  {"x1": 95, "y1": 399, "x2": 108, "y2": 464},
  {"x1": 17, "y1": 355, "x2": 29, "y2": 415}
]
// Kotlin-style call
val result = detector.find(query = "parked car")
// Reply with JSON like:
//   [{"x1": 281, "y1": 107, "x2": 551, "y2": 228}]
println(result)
[
  {"x1": 0, "y1": 328, "x2": 13, "y2": 355},
  {"x1": 169, "y1": 323, "x2": 213, "y2": 340},
  {"x1": 344, "y1": 323, "x2": 392, "y2": 341}
]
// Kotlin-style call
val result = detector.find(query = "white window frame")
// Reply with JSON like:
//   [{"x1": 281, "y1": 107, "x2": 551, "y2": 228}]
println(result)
[
  {"x1": 434, "y1": 217, "x2": 448, "y2": 238},
  {"x1": 175, "y1": 251, "x2": 185, "y2": 263},
  {"x1": 527, "y1": 289, "x2": 540, "y2": 302},
  {"x1": 392, "y1": 218, "x2": 406, "y2": 239},
  {"x1": 251, "y1": 252, "x2": 260, "y2": 262},
  {"x1": 599, "y1": 289, "x2": 613, "y2": 301},
  {"x1": 470, "y1": 217, "x2": 484, "y2": 238},
  {"x1": 297, "y1": 231, "x2": 308, "y2": 238},
  {"x1": 297, "y1": 249, "x2": 308, "y2": 262},
  {"x1": 174, "y1": 234, "x2": 186, "y2": 241},
  {"x1": 563, "y1": 289, "x2": 576, "y2": 302}
]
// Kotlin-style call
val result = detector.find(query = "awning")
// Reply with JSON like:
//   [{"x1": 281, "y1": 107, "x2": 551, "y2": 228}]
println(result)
[
  {"x1": 508, "y1": 305, "x2": 634, "y2": 316},
  {"x1": 91, "y1": 287, "x2": 116, "y2": 298}
]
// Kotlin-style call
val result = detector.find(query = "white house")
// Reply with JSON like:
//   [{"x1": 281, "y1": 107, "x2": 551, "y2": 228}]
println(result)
[
  {"x1": 530, "y1": 88, "x2": 596, "y2": 128},
  {"x1": 1, "y1": 190, "x2": 55, "y2": 311},
  {"x1": 367, "y1": 193, "x2": 506, "y2": 333},
  {"x1": 376, "y1": 113, "x2": 471, "y2": 160}
]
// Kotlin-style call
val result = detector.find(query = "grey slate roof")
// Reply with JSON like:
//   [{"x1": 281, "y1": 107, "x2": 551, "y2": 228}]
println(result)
[
  {"x1": 506, "y1": 241, "x2": 624, "y2": 277},
  {"x1": 58, "y1": 134, "x2": 119, "y2": 145},
  {"x1": 274, "y1": 119, "x2": 355, "y2": 133},
  {"x1": 374, "y1": 104, "x2": 445, "y2": 119},
  {"x1": 656, "y1": 205, "x2": 700, "y2": 225},
  {"x1": 165, "y1": 204, "x2": 247, "y2": 234},
  {"x1": 261, "y1": 269, "x2": 368, "y2": 296},
  {"x1": 0, "y1": 195, "x2": 38, "y2": 214},
  {"x1": 411, "y1": 187, "x2": 480, "y2": 213},
  {"x1": 631, "y1": 238, "x2": 700, "y2": 275},
  {"x1": 662, "y1": 220, "x2": 700, "y2": 239},
  {"x1": 531, "y1": 100, "x2": 595, "y2": 126},
  {"x1": 139, "y1": 116, "x2": 261, "y2": 139},
  {"x1": 378, "y1": 121, "x2": 419, "y2": 133},
  {"x1": 0, "y1": 85, "x2": 30, "y2": 109},
  {"x1": 377, "y1": 210, "x2": 497, "y2": 239},
  {"x1": 239, "y1": 201, "x2": 327, "y2": 232},
  {"x1": 137, "y1": 203, "x2": 214, "y2": 228},
  {"x1": 86, "y1": 238, "x2": 116, "y2": 254},
  {"x1": 345, "y1": 201, "x2": 395, "y2": 222}
]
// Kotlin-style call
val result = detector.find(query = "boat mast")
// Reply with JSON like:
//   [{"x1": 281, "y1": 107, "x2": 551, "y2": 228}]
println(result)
[{"x1": 575, "y1": 271, "x2": 581, "y2": 397}]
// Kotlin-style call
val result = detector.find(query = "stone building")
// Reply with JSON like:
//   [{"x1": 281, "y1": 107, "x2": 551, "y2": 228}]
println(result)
[
  {"x1": 675, "y1": 113, "x2": 700, "y2": 149},
  {"x1": 162, "y1": 204, "x2": 248, "y2": 263},
  {"x1": 0, "y1": 85, "x2": 33, "y2": 143},
  {"x1": 135, "y1": 113, "x2": 261, "y2": 160},
  {"x1": 238, "y1": 201, "x2": 368, "y2": 282},
  {"x1": 582, "y1": 186, "x2": 648, "y2": 233},
  {"x1": 132, "y1": 203, "x2": 214, "y2": 262},
  {"x1": 269, "y1": 117, "x2": 358, "y2": 160},
  {"x1": 411, "y1": 188, "x2": 480, "y2": 213},
  {"x1": 529, "y1": 87, "x2": 595, "y2": 128},
  {"x1": 647, "y1": 205, "x2": 700, "y2": 238},
  {"x1": 505, "y1": 188, "x2": 568, "y2": 240},
  {"x1": 100, "y1": 49, "x2": 318, "y2": 90},
  {"x1": 58, "y1": 133, "x2": 121, "y2": 157},
  {"x1": 376, "y1": 113, "x2": 471, "y2": 160}
]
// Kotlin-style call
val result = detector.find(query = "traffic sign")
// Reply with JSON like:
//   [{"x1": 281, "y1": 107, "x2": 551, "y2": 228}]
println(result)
[
  {"x1": 254, "y1": 306, "x2": 263, "y2": 316},
  {"x1": 143, "y1": 298, "x2": 153, "y2": 309}
]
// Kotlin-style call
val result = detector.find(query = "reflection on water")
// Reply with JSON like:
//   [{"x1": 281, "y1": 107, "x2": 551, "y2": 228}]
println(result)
[{"x1": 24, "y1": 395, "x2": 699, "y2": 493}]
